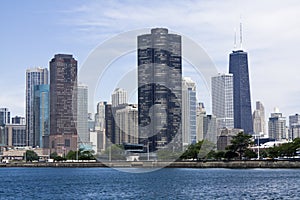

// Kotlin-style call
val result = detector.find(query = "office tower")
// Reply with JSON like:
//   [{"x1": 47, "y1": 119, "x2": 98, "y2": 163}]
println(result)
[
  {"x1": 49, "y1": 54, "x2": 77, "y2": 155},
  {"x1": 114, "y1": 104, "x2": 138, "y2": 144},
  {"x1": 95, "y1": 102, "x2": 107, "y2": 131},
  {"x1": 12, "y1": 116, "x2": 25, "y2": 125},
  {"x1": 5, "y1": 124, "x2": 26, "y2": 147},
  {"x1": 0, "y1": 108, "x2": 10, "y2": 126},
  {"x1": 211, "y1": 73, "x2": 234, "y2": 129},
  {"x1": 196, "y1": 103, "x2": 206, "y2": 142},
  {"x1": 77, "y1": 84, "x2": 89, "y2": 147},
  {"x1": 112, "y1": 88, "x2": 128, "y2": 107},
  {"x1": 182, "y1": 77, "x2": 197, "y2": 146},
  {"x1": 138, "y1": 28, "x2": 182, "y2": 152},
  {"x1": 268, "y1": 108, "x2": 286, "y2": 141},
  {"x1": 33, "y1": 84, "x2": 50, "y2": 148},
  {"x1": 105, "y1": 103, "x2": 114, "y2": 147},
  {"x1": 289, "y1": 114, "x2": 300, "y2": 140},
  {"x1": 26, "y1": 67, "x2": 48, "y2": 146},
  {"x1": 229, "y1": 49, "x2": 253, "y2": 134},
  {"x1": 203, "y1": 114, "x2": 217, "y2": 144},
  {"x1": 253, "y1": 101, "x2": 266, "y2": 135}
]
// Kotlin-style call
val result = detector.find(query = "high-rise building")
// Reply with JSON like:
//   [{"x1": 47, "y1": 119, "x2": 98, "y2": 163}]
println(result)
[
  {"x1": 49, "y1": 54, "x2": 78, "y2": 155},
  {"x1": 12, "y1": 116, "x2": 25, "y2": 125},
  {"x1": 203, "y1": 114, "x2": 217, "y2": 145},
  {"x1": 114, "y1": 104, "x2": 138, "y2": 145},
  {"x1": 211, "y1": 73, "x2": 234, "y2": 129},
  {"x1": 253, "y1": 101, "x2": 266, "y2": 135},
  {"x1": 0, "y1": 108, "x2": 10, "y2": 126},
  {"x1": 289, "y1": 114, "x2": 300, "y2": 140},
  {"x1": 77, "y1": 84, "x2": 89, "y2": 147},
  {"x1": 268, "y1": 108, "x2": 286, "y2": 141},
  {"x1": 138, "y1": 28, "x2": 182, "y2": 152},
  {"x1": 33, "y1": 84, "x2": 50, "y2": 148},
  {"x1": 26, "y1": 67, "x2": 48, "y2": 146},
  {"x1": 112, "y1": 88, "x2": 128, "y2": 107},
  {"x1": 196, "y1": 103, "x2": 206, "y2": 142},
  {"x1": 182, "y1": 77, "x2": 197, "y2": 146},
  {"x1": 229, "y1": 49, "x2": 253, "y2": 134},
  {"x1": 95, "y1": 102, "x2": 107, "y2": 132},
  {"x1": 105, "y1": 103, "x2": 114, "y2": 147}
]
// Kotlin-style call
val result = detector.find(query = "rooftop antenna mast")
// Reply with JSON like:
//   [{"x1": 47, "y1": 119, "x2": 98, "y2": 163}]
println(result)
[
  {"x1": 234, "y1": 28, "x2": 237, "y2": 49},
  {"x1": 239, "y1": 15, "x2": 243, "y2": 49}
]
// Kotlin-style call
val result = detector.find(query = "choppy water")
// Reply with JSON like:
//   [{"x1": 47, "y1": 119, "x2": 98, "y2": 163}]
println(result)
[{"x1": 0, "y1": 167, "x2": 299, "y2": 199}]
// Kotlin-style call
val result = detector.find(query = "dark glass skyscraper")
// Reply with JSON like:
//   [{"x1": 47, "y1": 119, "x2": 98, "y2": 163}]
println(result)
[
  {"x1": 49, "y1": 54, "x2": 78, "y2": 155},
  {"x1": 138, "y1": 28, "x2": 182, "y2": 152},
  {"x1": 229, "y1": 50, "x2": 253, "y2": 134}
]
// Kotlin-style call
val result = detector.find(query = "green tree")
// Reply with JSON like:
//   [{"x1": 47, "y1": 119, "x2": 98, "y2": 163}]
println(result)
[
  {"x1": 50, "y1": 152, "x2": 66, "y2": 162},
  {"x1": 25, "y1": 150, "x2": 39, "y2": 162},
  {"x1": 224, "y1": 151, "x2": 238, "y2": 160},
  {"x1": 226, "y1": 132, "x2": 253, "y2": 160},
  {"x1": 244, "y1": 149, "x2": 257, "y2": 159},
  {"x1": 180, "y1": 140, "x2": 204, "y2": 160},
  {"x1": 66, "y1": 150, "x2": 77, "y2": 160}
]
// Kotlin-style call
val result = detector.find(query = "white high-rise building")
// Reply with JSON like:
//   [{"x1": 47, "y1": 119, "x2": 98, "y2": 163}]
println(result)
[
  {"x1": 253, "y1": 101, "x2": 266, "y2": 135},
  {"x1": 26, "y1": 67, "x2": 48, "y2": 147},
  {"x1": 211, "y1": 73, "x2": 234, "y2": 129},
  {"x1": 77, "y1": 84, "x2": 89, "y2": 146},
  {"x1": 182, "y1": 77, "x2": 197, "y2": 146},
  {"x1": 268, "y1": 108, "x2": 286, "y2": 141},
  {"x1": 112, "y1": 88, "x2": 128, "y2": 107},
  {"x1": 289, "y1": 114, "x2": 300, "y2": 140},
  {"x1": 95, "y1": 102, "x2": 107, "y2": 132},
  {"x1": 196, "y1": 103, "x2": 206, "y2": 142},
  {"x1": 114, "y1": 104, "x2": 138, "y2": 144}
]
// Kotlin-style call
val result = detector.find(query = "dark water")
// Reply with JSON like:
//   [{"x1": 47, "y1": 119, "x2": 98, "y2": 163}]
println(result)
[{"x1": 0, "y1": 167, "x2": 299, "y2": 199}]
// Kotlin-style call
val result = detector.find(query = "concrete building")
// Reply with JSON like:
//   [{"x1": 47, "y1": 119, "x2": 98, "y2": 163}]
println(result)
[
  {"x1": 77, "y1": 84, "x2": 89, "y2": 147},
  {"x1": 211, "y1": 73, "x2": 234, "y2": 129},
  {"x1": 196, "y1": 103, "x2": 206, "y2": 142},
  {"x1": 0, "y1": 108, "x2": 10, "y2": 126},
  {"x1": 114, "y1": 104, "x2": 139, "y2": 145},
  {"x1": 217, "y1": 128, "x2": 243, "y2": 151},
  {"x1": 138, "y1": 28, "x2": 182, "y2": 152},
  {"x1": 289, "y1": 114, "x2": 300, "y2": 140},
  {"x1": 253, "y1": 101, "x2": 266, "y2": 136},
  {"x1": 203, "y1": 115, "x2": 217, "y2": 145},
  {"x1": 4, "y1": 124, "x2": 26, "y2": 147},
  {"x1": 112, "y1": 88, "x2": 127, "y2": 107},
  {"x1": 268, "y1": 108, "x2": 286, "y2": 141},
  {"x1": 182, "y1": 77, "x2": 197, "y2": 146},
  {"x1": 26, "y1": 67, "x2": 48, "y2": 146},
  {"x1": 49, "y1": 54, "x2": 78, "y2": 155},
  {"x1": 12, "y1": 116, "x2": 25, "y2": 125}
]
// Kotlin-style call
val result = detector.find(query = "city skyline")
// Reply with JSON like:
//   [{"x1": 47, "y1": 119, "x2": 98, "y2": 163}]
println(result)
[{"x1": 1, "y1": 1, "x2": 300, "y2": 122}]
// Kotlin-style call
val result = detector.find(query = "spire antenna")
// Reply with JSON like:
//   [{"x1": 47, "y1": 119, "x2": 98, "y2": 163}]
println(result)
[
  {"x1": 234, "y1": 28, "x2": 237, "y2": 49},
  {"x1": 239, "y1": 15, "x2": 243, "y2": 49}
]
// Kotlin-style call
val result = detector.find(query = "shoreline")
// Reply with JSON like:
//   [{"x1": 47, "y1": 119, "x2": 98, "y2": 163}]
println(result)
[{"x1": 1, "y1": 160, "x2": 300, "y2": 168}]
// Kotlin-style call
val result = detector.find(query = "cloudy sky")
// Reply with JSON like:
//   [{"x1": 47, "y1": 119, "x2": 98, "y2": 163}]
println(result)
[{"x1": 1, "y1": 0, "x2": 300, "y2": 122}]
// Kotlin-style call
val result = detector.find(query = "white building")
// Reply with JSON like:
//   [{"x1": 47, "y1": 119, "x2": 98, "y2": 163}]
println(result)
[
  {"x1": 112, "y1": 88, "x2": 128, "y2": 107},
  {"x1": 77, "y1": 84, "x2": 89, "y2": 147},
  {"x1": 196, "y1": 103, "x2": 206, "y2": 142},
  {"x1": 182, "y1": 77, "x2": 197, "y2": 146},
  {"x1": 289, "y1": 114, "x2": 300, "y2": 140},
  {"x1": 268, "y1": 108, "x2": 286, "y2": 141},
  {"x1": 253, "y1": 101, "x2": 266, "y2": 135},
  {"x1": 211, "y1": 73, "x2": 234, "y2": 129}
]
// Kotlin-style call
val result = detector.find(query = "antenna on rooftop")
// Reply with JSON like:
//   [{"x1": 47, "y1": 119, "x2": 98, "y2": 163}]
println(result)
[{"x1": 239, "y1": 15, "x2": 243, "y2": 49}]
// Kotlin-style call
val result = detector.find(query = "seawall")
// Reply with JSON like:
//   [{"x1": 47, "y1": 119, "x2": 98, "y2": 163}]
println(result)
[{"x1": 1, "y1": 160, "x2": 300, "y2": 168}]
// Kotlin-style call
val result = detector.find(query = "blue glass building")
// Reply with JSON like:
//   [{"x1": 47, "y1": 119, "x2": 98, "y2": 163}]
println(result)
[
  {"x1": 33, "y1": 84, "x2": 50, "y2": 148},
  {"x1": 229, "y1": 50, "x2": 253, "y2": 134}
]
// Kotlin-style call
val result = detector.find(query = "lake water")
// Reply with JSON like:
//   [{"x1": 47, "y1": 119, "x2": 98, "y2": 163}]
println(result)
[{"x1": 0, "y1": 168, "x2": 299, "y2": 199}]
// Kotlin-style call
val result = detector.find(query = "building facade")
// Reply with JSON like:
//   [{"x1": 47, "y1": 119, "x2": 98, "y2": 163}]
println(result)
[
  {"x1": 211, "y1": 73, "x2": 234, "y2": 129},
  {"x1": 203, "y1": 114, "x2": 217, "y2": 145},
  {"x1": 138, "y1": 28, "x2": 182, "y2": 152},
  {"x1": 253, "y1": 101, "x2": 266, "y2": 135},
  {"x1": 112, "y1": 88, "x2": 128, "y2": 107},
  {"x1": 0, "y1": 108, "x2": 10, "y2": 126},
  {"x1": 77, "y1": 84, "x2": 89, "y2": 147},
  {"x1": 26, "y1": 67, "x2": 48, "y2": 146},
  {"x1": 182, "y1": 77, "x2": 197, "y2": 146},
  {"x1": 12, "y1": 116, "x2": 25, "y2": 125},
  {"x1": 33, "y1": 84, "x2": 50, "y2": 148},
  {"x1": 289, "y1": 114, "x2": 300, "y2": 140},
  {"x1": 229, "y1": 50, "x2": 253, "y2": 134},
  {"x1": 196, "y1": 103, "x2": 206, "y2": 142},
  {"x1": 49, "y1": 54, "x2": 78, "y2": 155},
  {"x1": 268, "y1": 108, "x2": 286, "y2": 141}
]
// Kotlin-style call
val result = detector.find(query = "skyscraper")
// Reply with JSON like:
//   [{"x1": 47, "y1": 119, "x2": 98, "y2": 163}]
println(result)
[
  {"x1": 26, "y1": 67, "x2": 48, "y2": 146},
  {"x1": 33, "y1": 84, "x2": 50, "y2": 148},
  {"x1": 289, "y1": 114, "x2": 300, "y2": 140},
  {"x1": 253, "y1": 101, "x2": 266, "y2": 135},
  {"x1": 182, "y1": 77, "x2": 197, "y2": 146},
  {"x1": 229, "y1": 50, "x2": 253, "y2": 134},
  {"x1": 112, "y1": 88, "x2": 128, "y2": 107},
  {"x1": 196, "y1": 102, "x2": 206, "y2": 142},
  {"x1": 77, "y1": 84, "x2": 89, "y2": 147},
  {"x1": 49, "y1": 54, "x2": 77, "y2": 155},
  {"x1": 268, "y1": 108, "x2": 286, "y2": 140},
  {"x1": 211, "y1": 73, "x2": 234, "y2": 129},
  {"x1": 138, "y1": 28, "x2": 182, "y2": 152},
  {"x1": 0, "y1": 108, "x2": 10, "y2": 126}
]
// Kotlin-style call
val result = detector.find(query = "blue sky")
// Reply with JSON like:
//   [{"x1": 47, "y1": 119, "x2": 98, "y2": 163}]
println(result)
[{"x1": 1, "y1": 0, "x2": 300, "y2": 122}]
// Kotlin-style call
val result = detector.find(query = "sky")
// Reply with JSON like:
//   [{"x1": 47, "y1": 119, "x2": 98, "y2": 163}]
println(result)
[{"x1": 1, "y1": 0, "x2": 300, "y2": 123}]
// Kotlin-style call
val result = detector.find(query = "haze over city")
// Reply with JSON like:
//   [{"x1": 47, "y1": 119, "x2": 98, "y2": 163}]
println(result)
[{"x1": 1, "y1": 0, "x2": 300, "y2": 121}]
